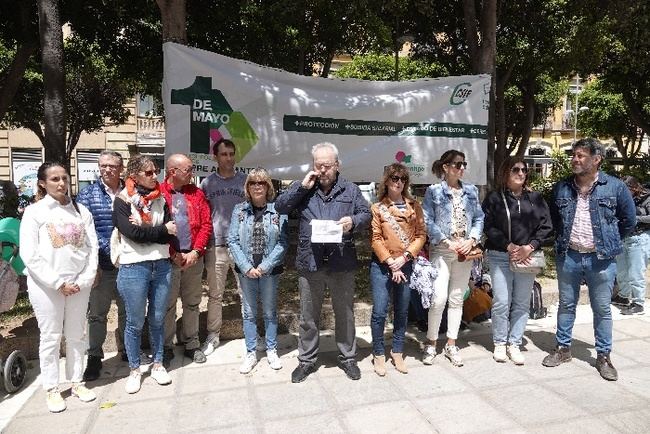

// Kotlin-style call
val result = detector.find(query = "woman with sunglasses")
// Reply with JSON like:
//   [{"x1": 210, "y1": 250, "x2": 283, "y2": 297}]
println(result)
[
  {"x1": 482, "y1": 157, "x2": 552, "y2": 364},
  {"x1": 113, "y1": 155, "x2": 177, "y2": 393},
  {"x1": 370, "y1": 163, "x2": 426, "y2": 376},
  {"x1": 422, "y1": 150, "x2": 484, "y2": 367},
  {"x1": 227, "y1": 168, "x2": 288, "y2": 374},
  {"x1": 20, "y1": 162, "x2": 98, "y2": 412}
]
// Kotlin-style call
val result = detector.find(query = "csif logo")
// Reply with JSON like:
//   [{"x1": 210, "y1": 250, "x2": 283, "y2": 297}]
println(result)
[
  {"x1": 171, "y1": 76, "x2": 258, "y2": 161},
  {"x1": 449, "y1": 82, "x2": 473, "y2": 105}
]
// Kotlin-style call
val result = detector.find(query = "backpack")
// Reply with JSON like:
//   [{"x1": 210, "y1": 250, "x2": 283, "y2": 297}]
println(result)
[{"x1": 529, "y1": 281, "x2": 547, "y2": 319}]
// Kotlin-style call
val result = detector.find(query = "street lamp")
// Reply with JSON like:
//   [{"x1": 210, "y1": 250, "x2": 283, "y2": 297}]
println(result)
[{"x1": 568, "y1": 75, "x2": 589, "y2": 143}]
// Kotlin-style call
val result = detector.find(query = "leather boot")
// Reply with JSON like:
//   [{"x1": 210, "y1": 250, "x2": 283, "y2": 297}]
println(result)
[
  {"x1": 391, "y1": 351, "x2": 408, "y2": 374},
  {"x1": 373, "y1": 355, "x2": 386, "y2": 377}
]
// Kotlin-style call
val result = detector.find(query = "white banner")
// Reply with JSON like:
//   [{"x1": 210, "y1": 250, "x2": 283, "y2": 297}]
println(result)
[{"x1": 163, "y1": 42, "x2": 490, "y2": 185}]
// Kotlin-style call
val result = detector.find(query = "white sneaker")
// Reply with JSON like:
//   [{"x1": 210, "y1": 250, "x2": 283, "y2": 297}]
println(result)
[
  {"x1": 443, "y1": 343, "x2": 464, "y2": 367},
  {"x1": 239, "y1": 352, "x2": 258, "y2": 374},
  {"x1": 71, "y1": 383, "x2": 96, "y2": 402},
  {"x1": 150, "y1": 365, "x2": 172, "y2": 385},
  {"x1": 267, "y1": 349, "x2": 282, "y2": 370},
  {"x1": 139, "y1": 351, "x2": 153, "y2": 374},
  {"x1": 507, "y1": 345, "x2": 525, "y2": 365},
  {"x1": 493, "y1": 343, "x2": 507, "y2": 363},
  {"x1": 201, "y1": 333, "x2": 220, "y2": 356},
  {"x1": 46, "y1": 387, "x2": 66, "y2": 413},
  {"x1": 422, "y1": 344, "x2": 436, "y2": 365},
  {"x1": 125, "y1": 369, "x2": 142, "y2": 394}
]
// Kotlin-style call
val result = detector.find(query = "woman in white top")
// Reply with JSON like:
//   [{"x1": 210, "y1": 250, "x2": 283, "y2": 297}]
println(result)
[{"x1": 20, "y1": 162, "x2": 99, "y2": 413}]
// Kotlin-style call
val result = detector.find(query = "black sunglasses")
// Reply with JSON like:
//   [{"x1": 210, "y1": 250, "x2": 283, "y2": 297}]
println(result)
[
  {"x1": 140, "y1": 169, "x2": 159, "y2": 177},
  {"x1": 248, "y1": 181, "x2": 267, "y2": 187},
  {"x1": 448, "y1": 161, "x2": 468, "y2": 170},
  {"x1": 390, "y1": 175, "x2": 409, "y2": 183},
  {"x1": 511, "y1": 166, "x2": 528, "y2": 174}
]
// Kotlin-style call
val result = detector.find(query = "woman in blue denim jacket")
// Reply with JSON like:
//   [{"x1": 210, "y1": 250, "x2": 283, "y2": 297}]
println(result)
[
  {"x1": 422, "y1": 150, "x2": 484, "y2": 367},
  {"x1": 228, "y1": 168, "x2": 289, "y2": 374}
]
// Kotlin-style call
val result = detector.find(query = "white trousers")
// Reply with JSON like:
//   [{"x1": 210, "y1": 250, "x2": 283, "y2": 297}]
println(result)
[
  {"x1": 27, "y1": 277, "x2": 90, "y2": 390},
  {"x1": 426, "y1": 248, "x2": 473, "y2": 341}
]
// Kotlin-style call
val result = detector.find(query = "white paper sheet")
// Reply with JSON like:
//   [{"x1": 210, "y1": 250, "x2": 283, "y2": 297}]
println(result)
[{"x1": 310, "y1": 220, "x2": 343, "y2": 243}]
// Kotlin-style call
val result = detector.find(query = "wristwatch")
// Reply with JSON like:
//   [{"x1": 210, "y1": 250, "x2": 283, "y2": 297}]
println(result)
[
  {"x1": 404, "y1": 251, "x2": 414, "y2": 261},
  {"x1": 191, "y1": 249, "x2": 201, "y2": 258}
]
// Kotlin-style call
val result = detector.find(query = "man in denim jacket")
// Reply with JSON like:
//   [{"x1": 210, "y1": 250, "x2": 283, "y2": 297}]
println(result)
[
  {"x1": 542, "y1": 138, "x2": 636, "y2": 381},
  {"x1": 275, "y1": 142, "x2": 371, "y2": 383}
]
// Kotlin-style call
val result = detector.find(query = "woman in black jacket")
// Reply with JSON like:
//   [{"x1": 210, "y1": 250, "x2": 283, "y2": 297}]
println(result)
[{"x1": 482, "y1": 157, "x2": 552, "y2": 365}]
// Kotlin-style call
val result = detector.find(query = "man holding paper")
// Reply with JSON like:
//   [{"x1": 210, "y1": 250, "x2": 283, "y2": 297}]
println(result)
[{"x1": 275, "y1": 142, "x2": 371, "y2": 383}]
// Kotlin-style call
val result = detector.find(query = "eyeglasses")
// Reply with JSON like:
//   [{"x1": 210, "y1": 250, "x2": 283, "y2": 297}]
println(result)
[
  {"x1": 511, "y1": 166, "x2": 528, "y2": 174},
  {"x1": 99, "y1": 164, "x2": 121, "y2": 170},
  {"x1": 248, "y1": 181, "x2": 268, "y2": 187},
  {"x1": 140, "y1": 169, "x2": 159, "y2": 177},
  {"x1": 173, "y1": 166, "x2": 194, "y2": 174},
  {"x1": 390, "y1": 175, "x2": 409, "y2": 183},
  {"x1": 314, "y1": 162, "x2": 337, "y2": 171},
  {"x1": 448, "y1": 161, "x2": 468, "y2": 170}
]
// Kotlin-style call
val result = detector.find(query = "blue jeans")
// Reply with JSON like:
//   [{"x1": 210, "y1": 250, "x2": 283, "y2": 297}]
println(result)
[
  {"x1": 117, "y1": 259, "x2": 172, "y2": 369},
  {"x1": 370, "y1": 259, "x2": 412, "y2": 355},
  {"x1": 487, "y1": 250, "x2": 535, "y2": 346},
  {"x1": 556, "y1": 250, "x2": 616, "y2": 354},
  {"x1": 616, "y1": 231, "x2": 650, "y2": 305},
  {"x1": 239, "y1": 274, "x2": 279, "y2": 353}
]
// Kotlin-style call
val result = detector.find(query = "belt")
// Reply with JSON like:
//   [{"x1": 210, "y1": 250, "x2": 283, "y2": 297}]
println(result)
[
  {"x1": 214, "y1": 244, "x2": 227, "y2": 248},
  {"x1": 568, "y1": 242, "x2": 596, "y2": 254}
]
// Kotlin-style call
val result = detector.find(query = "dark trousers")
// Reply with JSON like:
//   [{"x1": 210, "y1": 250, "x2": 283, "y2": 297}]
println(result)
[{"x1": 297, "y1": 269, "x2": 357, "y2": 363}]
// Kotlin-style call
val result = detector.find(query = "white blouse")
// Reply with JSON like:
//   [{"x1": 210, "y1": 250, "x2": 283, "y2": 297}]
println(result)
[{"x1": 20, "y1": 195, "x2": 99, "y2": 291}]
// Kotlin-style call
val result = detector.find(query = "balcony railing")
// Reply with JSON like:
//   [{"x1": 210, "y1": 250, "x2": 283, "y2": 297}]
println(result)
[{"x1": 137, "y1": 116, "x2": 165, "y2": 132}]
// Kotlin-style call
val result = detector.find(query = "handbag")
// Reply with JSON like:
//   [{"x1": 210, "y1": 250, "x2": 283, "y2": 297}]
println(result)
[
  {"x1": 501, "y1": 191, "x2": 545, "y2": 274},
  {"x1": 458, "y1": 245, "x2": 483, "y2": 262},
  {"x1": 462, "y1": 287, "x2": 493, "y2": 322}
]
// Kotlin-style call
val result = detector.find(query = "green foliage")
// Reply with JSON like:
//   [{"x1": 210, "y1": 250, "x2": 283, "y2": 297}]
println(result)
[
  {"x1": 576, "y1": 79, "x2": 631, "y2": 139},
  {"x1": 528, "y1": 151, "x2": 572, "y2": 202},
  {"x1": 334, "y1": 53, "x2": 447, "y2": 81}
]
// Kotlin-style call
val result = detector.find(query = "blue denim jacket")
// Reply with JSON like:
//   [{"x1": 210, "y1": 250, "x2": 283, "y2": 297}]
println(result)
[
  {"x1": 227, "y1": 201, "x2": 289, "y2": 275},
  {"x1": 422, "y1": 180, "x2": 485, "y2": 245},
  {"x1": 551, "y1": 171, "x2": 636, "y2": 259}
]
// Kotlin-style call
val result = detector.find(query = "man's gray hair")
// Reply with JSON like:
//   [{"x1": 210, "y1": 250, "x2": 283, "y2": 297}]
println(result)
[
  {"x1": 99, "y1": 150, "x2": 124, "y2": 166},
  {"x1": 573, "y1": 138, "x2": 605, "y2": 159},
  {"x1": 311, "y1": 142, "x2": 340, "y2": 162}
]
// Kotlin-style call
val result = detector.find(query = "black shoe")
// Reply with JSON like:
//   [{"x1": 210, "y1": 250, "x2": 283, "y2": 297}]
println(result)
[
  {"x1": 416, "y1": 319, "x2": 428, "y2": 333},
  {"x1": 611, "y1": 294, "x2": 630, "y2": 307},
  {"x1": 620, "y1": 302, "x2": 644, "y2": 316},
  {"x1": 291, "y1": 362, "x2": 316, "y2": 383},
  {"x1": 83, "y1": 355, "x2": 102, "y2": 381},
  {"x1": 184, "y1": 348, "x2": 207, "y2": 364},
  {"x1": 542, "y1": 346, "x2": 572, "y2": 367},
  {"x1": 337, "y1": 356, "x2": 361, "y2": 380},
  {"x1": 596, "y1": 353, "x2": 618, "y2": 381},
  {"x1": 163, "y1": 348, "x2": 175, "y2": 369}
]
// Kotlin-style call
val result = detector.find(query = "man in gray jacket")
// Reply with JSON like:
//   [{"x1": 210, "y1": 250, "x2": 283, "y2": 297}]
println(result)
[{"x1": 275, "y1": 142, "x2": 371, "y2": 382}]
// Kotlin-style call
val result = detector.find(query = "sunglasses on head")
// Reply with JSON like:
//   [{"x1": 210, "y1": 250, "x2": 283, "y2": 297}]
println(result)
[
  {"x1": 448, "y1": 161, "x2": 468, "y2": 170},
  {"x1": 248, "y1": 180, "x2": 267, "y2": 187},
  {"x1": 389, "y1": 175, "x2": 409, "y2": 183},
  {"x1": 511, "y1": 166, "x2": 528, "y2": 174}
]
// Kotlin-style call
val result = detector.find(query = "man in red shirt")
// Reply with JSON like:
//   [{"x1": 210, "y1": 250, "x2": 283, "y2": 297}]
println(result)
[{"x1": 161, "y1": 154, "x2": 212, "y2": 365}]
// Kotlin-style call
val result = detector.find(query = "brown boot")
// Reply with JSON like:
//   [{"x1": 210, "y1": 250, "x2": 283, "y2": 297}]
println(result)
[
  {"x1": 373, "y1": 355, "x2": 386, "y2": 376},
  {"x1": 391, "y1": 351, "x2": 408, "y2": 374}
]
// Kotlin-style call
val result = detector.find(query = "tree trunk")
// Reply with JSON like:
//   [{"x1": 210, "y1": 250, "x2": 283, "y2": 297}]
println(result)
[
  {"x1": 516, "y1": 79, "x2": 537, "y2": 157},
  {"x1": 0, "y1": 41, "x2": 38, "y2": 122},
  {"x1": 462, "y1": 0, "x2": 497, "y2": 190},
  {"x1": 622, "y1": 90, "x2": 650, "y2": 138},
  {"x1": 320, "y1": 52, "x2": 334, "y2": 78},
  {"x1": 38, "y1": 0, "x2": 67, "y2": 166},
  {"x1": 156, "y1": 0, "x2": 187, "y2": 44}
]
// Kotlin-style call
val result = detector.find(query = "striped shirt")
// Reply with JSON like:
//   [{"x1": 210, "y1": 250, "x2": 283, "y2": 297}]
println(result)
[{"x1": 569, "y1": 186, "x2": 595, "y2": 250}]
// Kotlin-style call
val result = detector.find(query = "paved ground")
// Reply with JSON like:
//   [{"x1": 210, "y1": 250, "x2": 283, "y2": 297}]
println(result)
[{"x1": 2, "y1": 303, "x2": 650, "y2": 434}]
